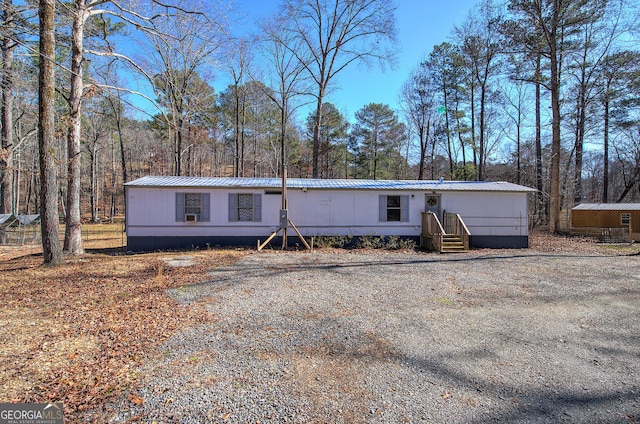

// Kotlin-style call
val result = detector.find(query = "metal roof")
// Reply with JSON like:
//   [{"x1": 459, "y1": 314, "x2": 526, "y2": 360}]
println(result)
[
  {"x1": 125, "y1": 176, "x2": 535, "y2": 193},
  {"x1": 16, "y1": 214, "x2": 41, "y2": 225},
  {"x1": 573, "y1": 203, "x2": 640, "y2": 211},
  {"x1": 0, "y1": 214, "x2": 16, "y2": 226}
]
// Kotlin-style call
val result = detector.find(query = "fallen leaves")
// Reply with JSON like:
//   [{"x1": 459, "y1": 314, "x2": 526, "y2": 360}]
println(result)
[
  {"x1": 528, "y1": 230, "x2": 633, "y2": 254},
  {"x1": 128, "y1": 394, "x2": 144, "y2": 405},
  {"x1": 0, "y1": 245, "x2": 244, "y2": 423}
]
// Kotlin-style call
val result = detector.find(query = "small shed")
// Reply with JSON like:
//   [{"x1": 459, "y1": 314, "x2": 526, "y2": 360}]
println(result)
[
  {"x1": 0, "y1": 214, "x2": 16, "y2": 243},
  {"x1": 0, "y1": 213, "x2": 16, "y2": 227},
  {"x1": 0, "y1": 214, "x2": 42, "y2": 245},
  {"x1": 571, "y1": 203, "x2": 640, "y2": 242}
]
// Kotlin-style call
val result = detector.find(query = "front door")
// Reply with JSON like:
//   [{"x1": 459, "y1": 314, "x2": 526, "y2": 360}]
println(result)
[{"x1": 425, "y1": 194, "x2": 441, "y2": 217}]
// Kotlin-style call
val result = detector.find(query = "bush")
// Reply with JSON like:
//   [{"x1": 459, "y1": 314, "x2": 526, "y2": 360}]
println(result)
[
  {"x1": 355, "y1": 235, "x2": 416, "y2": 251},
  {"x1": 312, "y1": 235, "x2": 353, "y2": 248}
]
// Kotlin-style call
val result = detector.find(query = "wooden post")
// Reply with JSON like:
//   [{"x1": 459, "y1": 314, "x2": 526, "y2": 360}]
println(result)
[
  {"x1": 281, "y1": 166, "x2": 287, "y2": 249},
  {"x1": 288, "y1": 218, "x2": 311, "y2": 250},
  {"x1": 258, "y1": 165, "x2": 310, "y2": 252}
]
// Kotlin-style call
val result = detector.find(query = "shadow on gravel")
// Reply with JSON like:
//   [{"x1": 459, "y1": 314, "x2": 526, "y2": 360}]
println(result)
[
  {"x1": 391, "y1": 349, "x2": 638, "y2": 423},
  {"x1": 182, "y1": 253, "x2": 638, "y2": 300},
  {"x1": 153, "y1": 251, "x2": 640, "y2": 423}
]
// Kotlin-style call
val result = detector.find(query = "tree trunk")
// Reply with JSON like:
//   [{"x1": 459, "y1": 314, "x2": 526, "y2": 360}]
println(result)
[
  {"x1": 176, "y1": 117, "x2": 183, "y2": 176},
  {"x1": 443, "y1": 88, "x2": 454, "y2": 176},
  {"x1": 535, "y1": 53, "x2": 544, "y2": 223},
  {"x1": 417, "y1": 126, "x2": 426, "y2": 180},
  {"x1": 312, "y1": 94, "x2": 324, "y2": 179},
  {"x1": 470, "y1": 80, "x2": 477, "y2": 173},
  {"x1": 110, "y1": 134, "x2": 116, "y2": 222},
  {"x1": 280, "y1": 98, "x2": 287, "y2": 175},
  {"x1": 115, "y1": 104, "x2": 127, "y2": 225},
  {"x1": 478, "y1": 82, "x2": 487, "y2": 181},
  {"x1": 38, "y1": 0, "x2": 63, "y2": 264},
  {"x1": 90, "y1": 144, "x2": 97, "y2": 222},
  {"x1": 573, "y1": 65, "x2": 587, "y2": 204},
  {"x1": 602, "y1": 96, "x2": 609, "y2": 203},
  {"x1": 240, "y1": 95, "x2": 246, "y2": 177},
  {"x1": 516, "y1": 110, "x2": 521, "y2": 185},
  {"x1": 63, "y1": 0, "x2": 85, "y2": 254},
  {"x1": 616, "y1": 165, "x2": 640, "y2": 203},
  {"x1": 455, "y1": 110, "x2": 467, "y2": 179},
  {"x1": 549, "y1": 40, "x2": 561, "y2": 234},
  {"x1": 1, "y1": 0, "x2": 15, "y2": 214}
]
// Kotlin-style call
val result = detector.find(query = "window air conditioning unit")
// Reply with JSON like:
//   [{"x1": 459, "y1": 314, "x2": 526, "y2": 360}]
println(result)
[{"x1": 184, "y1": 213, "x2": 200, "y2": 222}]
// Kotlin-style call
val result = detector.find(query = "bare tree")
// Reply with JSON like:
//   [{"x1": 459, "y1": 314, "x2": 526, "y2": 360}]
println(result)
[
  {"x1": 599, "y1": 50, "x2": 640, "y2": 202},
  {"x1": 499, "y1": 66, "x2": 531, "y2": 185},
  {"x1": 141, "y1": 0, "x2": 227, "y2": 176},
  {"x1": 400, "y1": 65, "x2": 438, "y2": 180},
  {"x1": 226, "y1": 39, "x2": 250, "y2": 177},
  {"x1": 280, "y1": 0, "x2": 397, "y2": 178},
  {"x1": 456, "y1": 0, "x2": 503, "y2": 181},
  {"x1": 258, "y1": 13, "x2": 310, "y2": 174}
]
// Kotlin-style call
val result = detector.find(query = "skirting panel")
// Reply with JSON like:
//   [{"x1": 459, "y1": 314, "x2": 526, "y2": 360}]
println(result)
[
  {"x1": 469, "y1": 235, "x2": 528, "y2": 249},
  {"x1": 127, "y1": 235, "x2": 528, "y2": 251},
  {"x1": 126, "y1": 235, "x2": 422, "y2": 252}
]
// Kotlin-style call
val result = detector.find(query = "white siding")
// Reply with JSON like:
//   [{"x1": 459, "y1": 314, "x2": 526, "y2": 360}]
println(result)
[
  {"x1": 127, "y1": 186, "x2": 528, "y2": 238},
  {"x1": 442, "y1": 192, "x2": 528, "y2": 236}
]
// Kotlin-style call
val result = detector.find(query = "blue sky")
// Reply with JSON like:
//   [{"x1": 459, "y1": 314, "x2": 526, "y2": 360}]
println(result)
[
  {"x1": 228, "y1": 0, "x2": 479, "y2": 121},
  {"x1": 126, "y1": 1, "x2": 479, "y2": 121}
]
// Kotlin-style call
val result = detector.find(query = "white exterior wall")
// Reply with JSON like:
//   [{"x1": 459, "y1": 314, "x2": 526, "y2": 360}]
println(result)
[
  {"x1": 127, "y1": 187, "x2": 424, "y2": 238},
  {"x1": 127, "y1": 187, "x2": 529, "y2": 238},
  {"x1": 442, "y1": 192, "x2": 528, "y2": 236}
]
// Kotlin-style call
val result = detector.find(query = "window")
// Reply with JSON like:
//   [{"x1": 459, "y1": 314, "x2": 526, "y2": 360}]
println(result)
[
  {"x1": 175, "y1": 192, "x2": 210, "y2": 222},
  {"x1": 229, "y1": 193, "x2": 262, "y2": 222},
  {"x1": 379, "y1": 195, "x2": 409, "y2": 222},
  {"x1": 621, "y1": 213, "x2": 631, "y2": 225}
]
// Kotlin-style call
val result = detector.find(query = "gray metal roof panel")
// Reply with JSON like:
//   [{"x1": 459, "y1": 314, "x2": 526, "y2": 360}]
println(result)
[
  {"x1": 16, "y1": 214, "x2": 41, "y2": 225},
  {"x1": 0, "y1": 213, "x2": 15, "y2": 226},
  {"x1": 125, "y1": 176, "x2": 536, "y2": 192},
  {"x1": 573, "y1": 203, "x2": 640, "y2": 211}
]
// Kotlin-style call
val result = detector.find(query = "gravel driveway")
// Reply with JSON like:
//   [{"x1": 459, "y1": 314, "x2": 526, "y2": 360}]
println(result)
[{"x1": 112, "y1": 249, "x2": 639, "y2": 423}]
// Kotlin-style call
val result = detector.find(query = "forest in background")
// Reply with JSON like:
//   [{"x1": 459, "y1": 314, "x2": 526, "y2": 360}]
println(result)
[{"x1": 1, "y1": 0, "x2": 640, "y2": 262}]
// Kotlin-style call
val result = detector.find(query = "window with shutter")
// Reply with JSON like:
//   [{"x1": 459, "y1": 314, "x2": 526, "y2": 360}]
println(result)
[
  {"x1": 176, "y1": 192, "x2": 210, "y2": 222},
  {"x1": 229, "y1": 193, "x2": 262, "y2": 222},
  {"x1": 379, "y1": 195, "x2": 409, "y2": 222}
]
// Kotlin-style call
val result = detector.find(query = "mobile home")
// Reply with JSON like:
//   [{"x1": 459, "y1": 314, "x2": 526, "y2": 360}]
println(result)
[{"x1": 125, "y1": 176, "x2": 535, "y2": 251}]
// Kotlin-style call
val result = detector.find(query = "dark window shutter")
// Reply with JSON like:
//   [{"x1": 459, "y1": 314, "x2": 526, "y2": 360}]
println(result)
[
  {"x1": 379, "y1": 195, "x2": 387, "y2": 222},
  {"x1": 175, "y1": 192, "x2": 185, "y2": 222},
  {"x1": 201, "y1": 193, "x2": 210, "y2": 222},
  {"x1": 253, "y1": 194, "x2": 262, "y2": 222},
  {"x1": 228, "y1": 193, "x2": 238, "y2": 222},
  {"x1": 401, "y1": 195, "x2": 409, "y2": 222}
]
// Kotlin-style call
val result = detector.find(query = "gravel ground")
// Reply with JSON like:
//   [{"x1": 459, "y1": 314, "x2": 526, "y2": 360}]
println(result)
[{"x1": 108, "y1": 248, "x2": 639, "y2": 423}]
